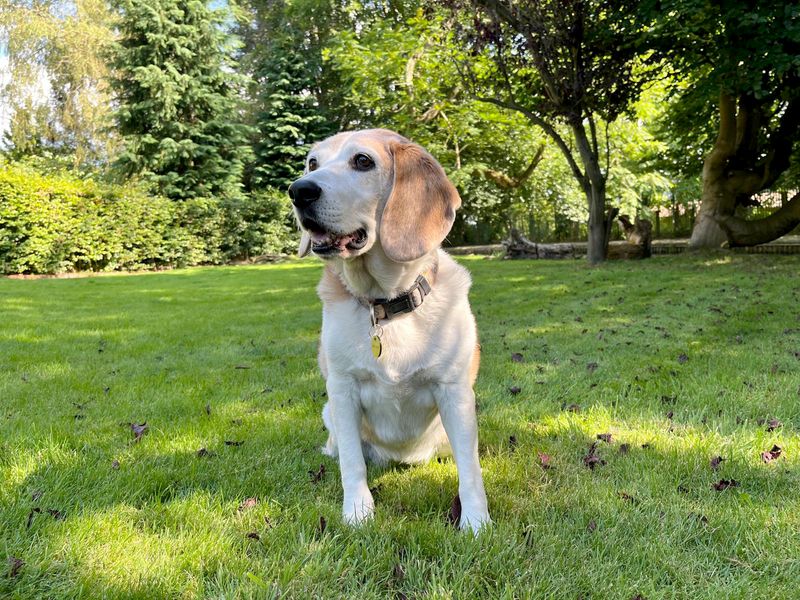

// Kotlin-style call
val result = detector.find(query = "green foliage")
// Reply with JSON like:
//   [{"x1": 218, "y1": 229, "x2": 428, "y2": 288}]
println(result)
[
  {"x1": 239, "y1": 0, "x2": 338, "y2": 190},
  {"x1": 221, "y1": 189, "x2": 298, "y2": 259},
  {"x1": 0, "y1": 162, "x2": 296, "y2": 274},
  {"x1": 110, "y1": 0, "x2": 252, "y2": 201},
  {"x1": 645, "y1": 0, "x2": 800, "y2": 181},
  {"x1": 0, "y1": 0, "x2": 117, "y2": 167}
]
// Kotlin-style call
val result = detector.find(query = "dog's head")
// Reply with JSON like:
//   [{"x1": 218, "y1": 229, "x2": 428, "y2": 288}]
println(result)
[{"x1": 288, "y1": 129, "x2": 461, "y2": 263}]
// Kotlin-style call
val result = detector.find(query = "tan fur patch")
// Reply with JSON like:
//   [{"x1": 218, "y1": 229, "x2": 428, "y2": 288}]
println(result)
[
  {"x1": 379, "y1": 141, "x2": 461, "y2": 263},
  {"x1": 469, "y1": 343, "x2": 481, "y2": 386}
]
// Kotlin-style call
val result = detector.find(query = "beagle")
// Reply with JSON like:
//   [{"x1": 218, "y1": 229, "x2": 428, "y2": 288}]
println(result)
[{"x1": 288, "y1": 129, "x2": 490, "y2": 532}]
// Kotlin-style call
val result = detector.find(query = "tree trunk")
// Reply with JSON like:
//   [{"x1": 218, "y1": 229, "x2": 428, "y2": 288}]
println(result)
[
  {"x1": 570, "y1": 121, "x2": 609, "y2": 264},
  {"x1": 690, "y1": 90, "x2": 800, "y2": 248},
  {"x1": 716, "y1": 191, "x2": 800, "y2": 246}
]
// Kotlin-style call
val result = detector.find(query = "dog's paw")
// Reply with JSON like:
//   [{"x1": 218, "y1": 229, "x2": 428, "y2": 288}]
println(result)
[
  {"x1": 342, "y1": 491, "x2": 375, "y2": 525},
  {"x1": 460, "y1": 510, "x2": 491, "y2": 534}
]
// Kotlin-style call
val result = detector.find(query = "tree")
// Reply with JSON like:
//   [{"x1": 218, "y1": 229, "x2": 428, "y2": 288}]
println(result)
[
  {"x1": 110, "y1": 0, "x2": 252, "y2": 201},
  {"x1": 646, "y1": 0, "x2": 800, "y2": 248},
  {"x1": 237, "y1": 0, "x2": 340, "y2": 191},
  {"x1": 456, "y1": 0, "x2": 653, "y2": 263},
  {"x1": 0, "y1": 0, "x2": 116, "y2": 168}
]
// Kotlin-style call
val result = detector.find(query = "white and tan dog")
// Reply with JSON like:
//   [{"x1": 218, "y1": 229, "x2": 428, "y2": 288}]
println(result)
[{"x1": 288, "y1": 129, "x2": 490, "y2": 532}]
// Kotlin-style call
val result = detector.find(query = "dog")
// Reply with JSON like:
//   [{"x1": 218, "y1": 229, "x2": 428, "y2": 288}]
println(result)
[{"x1": 288, "y1": 129, "x2": 490, "y2": 532}]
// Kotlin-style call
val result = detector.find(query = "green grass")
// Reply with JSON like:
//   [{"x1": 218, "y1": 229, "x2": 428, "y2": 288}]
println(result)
[{"x1": 1, "y1": 254, "x2": 799, "y2": 599}]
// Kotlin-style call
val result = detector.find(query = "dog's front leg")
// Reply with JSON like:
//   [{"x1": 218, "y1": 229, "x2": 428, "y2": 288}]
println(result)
[
  {"x1": 327, "y1": 375, "x2": 374, "y2": 525},
  {"x1": 436, "y1": 383, "x2": 490, "y2": 532}
]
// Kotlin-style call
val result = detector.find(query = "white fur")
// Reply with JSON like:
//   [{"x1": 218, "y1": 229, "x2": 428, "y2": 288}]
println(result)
[{"x1": 293, "y1": 130, "x2": 490, "y2": 532}]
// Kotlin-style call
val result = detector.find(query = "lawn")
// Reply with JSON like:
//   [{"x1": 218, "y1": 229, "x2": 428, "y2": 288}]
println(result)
[{"x1": 1, "y1": 254, "x2": 799, "y2": 599}]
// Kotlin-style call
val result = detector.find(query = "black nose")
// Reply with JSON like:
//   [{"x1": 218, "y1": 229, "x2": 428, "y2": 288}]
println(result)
[{"x1": 288, "y1": 179, "x2": 322, "y2": 209}]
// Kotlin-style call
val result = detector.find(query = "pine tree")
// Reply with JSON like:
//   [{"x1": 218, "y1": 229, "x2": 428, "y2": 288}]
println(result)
[
  {"x1": 241, "y1": 1, "x2": 339, "y2": 191},
  {"x1": 111, "y1": 0, "x2": 251, "y2": 200}
]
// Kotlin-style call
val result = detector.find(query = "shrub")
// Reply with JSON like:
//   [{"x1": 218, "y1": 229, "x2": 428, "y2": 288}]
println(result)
[
  {"x1": 0, "y1": 162, "x2": 297, "y2": 274},
  {"x1": 221, "y1": 188, "x2": 298, "y2": 260}
]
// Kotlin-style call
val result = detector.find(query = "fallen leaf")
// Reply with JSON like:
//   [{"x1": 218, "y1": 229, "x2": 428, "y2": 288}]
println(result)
[
  {"x1": 130, "y1": 422, "x2": 148, "y2": 442},
  {"x1": 197, "y1": 448, "x2": 214, "y2": 458},
  {"x1": 508, "y1": 385, "x2": 521, "y2": 395},
  {"x1": 246, "y1": 531, "x2": 260, "y2": 540},
  {"x1": 537, "y1": 452, "x2": 552, "y2": 469},
  {"x1": 618, "y1": 491, "x2": 636, "y2": 503},
  {"x1": 508, "y1": 435, "x2": 518, "y2": 451},
  {"x1": 712, "y1": 479, "x2": 739, "y2": 491},
  {"x1": 596, "y1": 433, "x2": 613, "y2": 443},
  {"x1": 766, "y1": 418, "x2": 782, "y2": 432},
  {"x1": 309, "y1": 464, "x2": 326, "y2": 484},
  {"x1": 511, "y1": 352, "x2": 524, "y2": 363},
  {"x1": 225, "y1": 440, "x2": 244, "y2": 446},
  {"x1": 235, "y1": 365, "x2": 251, "y2": 370},
  {"x1": 7, "y1": 556, "x2": 23, "y2": 578},
  {"x1": 710, "y1": 456, "x2": 724, "y2": 471},
  {"x1": 677, "y1": 353, "x2": 688, "y2": 364},
  {"x1": 583, "y1": 443, "x2": 606, "y2": 470},
  {"x1": 46, "y1": 508, "x2": 65, "y2": 521},
  {"x1": 761, "y1": 445, "x2": 782, "y2": 463},
  {"x1": 111, "y1": 459, "x2": 120, "y2": 470},
  {"x1": 238, "y1": 498, "x2": 258, "y2": 512},
  {"x1": 587, "y1": 519, "x2": 597, "y2": 532},
  {"x1": 26, "y1": 508, "x2": 41, "y2": 529},
  {"x1": 447, "y1": 494, "x2": 462, "y2": 528},
  {"x1": 587, "y1": 362, "x2": 599, "y2": 373},
  {"x1": 318, "y1": 515, "x2": 327, "y2": 534}
]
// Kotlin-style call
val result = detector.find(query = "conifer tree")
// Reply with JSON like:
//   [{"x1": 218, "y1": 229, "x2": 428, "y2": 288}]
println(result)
[
  {"x1": 111, "y1": 0, "x2": 251, "y2": 200},
  {"x1": 240, "y1": 0, "x2": 339, "y2": 191}
]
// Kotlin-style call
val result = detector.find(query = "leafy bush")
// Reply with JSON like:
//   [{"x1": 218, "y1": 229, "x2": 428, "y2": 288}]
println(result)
[
  {"x1": 0, "y1": 162, "x2": 297, "y2": 274},
  {"x1": 221, "y1": 189, "x2": 298, "y2": 259}
]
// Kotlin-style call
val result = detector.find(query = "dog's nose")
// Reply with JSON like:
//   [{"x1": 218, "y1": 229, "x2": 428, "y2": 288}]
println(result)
[{"x1": 288, "y1": 179, "x2": 322, "y2": 209}]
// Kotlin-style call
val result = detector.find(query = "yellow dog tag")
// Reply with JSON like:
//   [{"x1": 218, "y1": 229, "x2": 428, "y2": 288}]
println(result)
[{"x1": 371, "y1": 336, "x2": 382, "y2": 358}]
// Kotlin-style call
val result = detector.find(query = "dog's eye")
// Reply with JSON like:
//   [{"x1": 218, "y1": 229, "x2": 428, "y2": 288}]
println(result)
[
  {"x1": 308, "y1": 158, "x2": 318, "y2": 172},
  {"x1": 352, "y1": 153, "x2": 375, "y2": 171}
]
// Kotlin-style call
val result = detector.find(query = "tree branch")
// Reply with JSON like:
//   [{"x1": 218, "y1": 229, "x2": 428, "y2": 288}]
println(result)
[
  {"x1": 476, "y1": 95, "x2": 586, "y2": 185},
  {"x1": 716, "y1": 191, "x2": 800, "y2": 246}
]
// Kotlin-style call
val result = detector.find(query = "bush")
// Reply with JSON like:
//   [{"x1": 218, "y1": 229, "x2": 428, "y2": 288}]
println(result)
[
  {"x1": 221, "y1": 189, "x2": 298, "y2": 260},
  {"x1": 0, "y1": 162, "x2": 297, "y2": 274}
]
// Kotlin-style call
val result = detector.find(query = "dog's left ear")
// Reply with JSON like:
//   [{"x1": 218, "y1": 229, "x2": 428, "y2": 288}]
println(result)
[
  {"x1": 379, "y1": 141, "x2": 461, "y2": 263},
  {"x1": 298, "y1": 231, "x2": 312, "y2": 257}
]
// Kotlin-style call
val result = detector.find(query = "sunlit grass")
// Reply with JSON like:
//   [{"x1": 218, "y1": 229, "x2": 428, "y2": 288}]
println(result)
[{"x1": 1, "y1": 254, "x2": 799, "y2": 599}]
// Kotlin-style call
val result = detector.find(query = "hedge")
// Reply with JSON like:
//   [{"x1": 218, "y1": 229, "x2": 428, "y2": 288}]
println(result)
[{"x1": 0, "y1": 162, "x2": 297, "y2": 274}]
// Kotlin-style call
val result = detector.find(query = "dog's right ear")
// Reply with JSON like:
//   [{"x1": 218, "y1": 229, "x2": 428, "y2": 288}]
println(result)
[{"x1": 298, "y1": 230, "x2": 311, "y2": 257}]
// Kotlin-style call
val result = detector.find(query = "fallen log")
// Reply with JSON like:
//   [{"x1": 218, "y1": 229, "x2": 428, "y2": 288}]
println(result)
[{"x1": 502, "y1": 228, "x2": 581, "y2": 259}]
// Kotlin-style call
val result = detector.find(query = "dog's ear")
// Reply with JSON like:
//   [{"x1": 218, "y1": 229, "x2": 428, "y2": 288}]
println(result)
[
  {"x1": 379, "y1": 141, "x2": 461, "y2": 263},
  {"x1": 298, "y1": 230, "x2": 312, "y2": 257}
]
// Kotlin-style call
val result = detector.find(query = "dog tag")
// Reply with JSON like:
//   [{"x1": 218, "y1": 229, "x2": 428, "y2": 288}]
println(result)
[{"x1": 371, "y1": 336, "x2": 382, "y2": 358}]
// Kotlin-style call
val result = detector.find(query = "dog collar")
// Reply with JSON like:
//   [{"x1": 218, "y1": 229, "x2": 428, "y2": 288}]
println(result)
[
  {"x1": 365, "y1": 272, "x2": 433, "y2": 359},
  {"x1": 369, "y1": 274, "x2": 432, "y2": 321}
]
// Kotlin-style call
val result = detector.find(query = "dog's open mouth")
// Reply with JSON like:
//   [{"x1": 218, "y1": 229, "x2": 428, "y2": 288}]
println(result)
[{"x1": 303, "y1": 219, "x2": 368, "y2": 255}]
